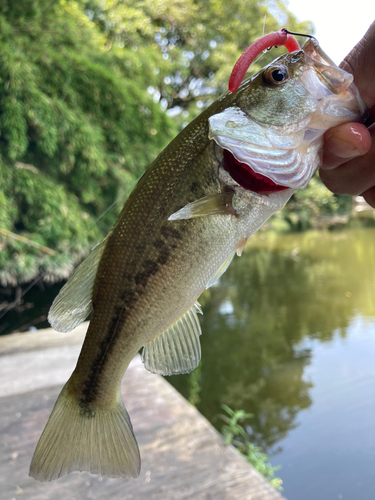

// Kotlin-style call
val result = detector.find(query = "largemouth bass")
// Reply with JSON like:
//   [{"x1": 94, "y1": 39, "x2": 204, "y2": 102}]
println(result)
[{"x1": 30, "y1": 36, "x2": 366, "y2": 481}]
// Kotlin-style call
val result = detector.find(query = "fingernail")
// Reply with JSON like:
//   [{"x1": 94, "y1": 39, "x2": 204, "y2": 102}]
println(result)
[{"x1": 326, "y1": 134, "x2": 362, "y2": 159}]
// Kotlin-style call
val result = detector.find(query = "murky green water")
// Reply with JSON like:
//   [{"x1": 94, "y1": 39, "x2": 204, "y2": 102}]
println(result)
[{"x1": 168, "y1": 227, "x2": 375, "y2": 500}]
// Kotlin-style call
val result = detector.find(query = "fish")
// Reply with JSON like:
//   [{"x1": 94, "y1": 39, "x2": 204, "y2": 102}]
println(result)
[{"x1": 29, "y1": 33, "x2": 367, "y2": 481}]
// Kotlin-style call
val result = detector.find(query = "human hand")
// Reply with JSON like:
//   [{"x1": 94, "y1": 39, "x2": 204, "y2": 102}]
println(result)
[{"x1": 320, "y1": 21, "x2": 375, "y2": 207}]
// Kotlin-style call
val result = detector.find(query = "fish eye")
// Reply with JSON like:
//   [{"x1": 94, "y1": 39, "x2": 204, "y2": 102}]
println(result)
[{"x1": 263, "y1": 65, "x2": 289, "y2": 86}]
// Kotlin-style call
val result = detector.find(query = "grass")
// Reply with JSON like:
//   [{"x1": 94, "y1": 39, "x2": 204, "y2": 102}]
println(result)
[{"x1": 220, "y1": 404, "x2": 283, "y2": 491}]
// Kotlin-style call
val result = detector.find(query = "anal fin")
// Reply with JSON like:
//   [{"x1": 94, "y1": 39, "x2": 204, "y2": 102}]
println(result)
[{"x1": 142, "y1": 302, "x2": 203, "y2": 376}]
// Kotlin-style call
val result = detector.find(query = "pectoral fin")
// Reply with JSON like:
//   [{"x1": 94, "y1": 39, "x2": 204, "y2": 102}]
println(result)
[
  {"x1": 168, "y1": 191, "x2": 236, "y2": 221},
  {"x1": 142, "y1": 302, "x2": 203, "y2": 376},
  {"x1": 48, "y1": 236, "x2": 108, "y2": 333}
]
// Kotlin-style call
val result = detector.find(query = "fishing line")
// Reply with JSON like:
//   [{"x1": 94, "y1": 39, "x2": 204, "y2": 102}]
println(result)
[
  {"x1": 281, "y1": 28, "x2": 317, "y2": 41},
  {"x1": 262, "y1": 15, "x2": 267, "y2": 37},
  {"x1": 252, "y1": 50, "x2": 269, "y2": 66},
  {"x1": 0, "y1": 176, "x2": 142, "y2": 325}
]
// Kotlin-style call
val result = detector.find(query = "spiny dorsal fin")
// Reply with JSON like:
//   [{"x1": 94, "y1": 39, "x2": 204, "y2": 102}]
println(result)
[
  {"x1": 206, "y1": 251, "x2": 235, "y2": 289},
  {"x1": 142, "y1": 302, "x2": 203, "y2": 376},
  {"x1": 48, "y1": 236, "x2": 108, "y2": 333},
  {"x1": 168, "y1": 191, "x2": 236, "y2": 221}
]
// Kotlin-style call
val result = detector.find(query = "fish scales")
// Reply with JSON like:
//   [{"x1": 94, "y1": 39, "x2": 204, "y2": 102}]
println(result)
[
  {"x1": 75, "y1": 139, "x2": 256, "y2": 404},
  {"x1": 30, "y1": 37, "x2": 367, "y2": 482},
  {"x1": 75, "y1": 142, "x2": 228, "y2": 402}
]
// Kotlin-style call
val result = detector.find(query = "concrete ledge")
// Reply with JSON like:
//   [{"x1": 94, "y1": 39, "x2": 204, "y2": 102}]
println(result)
[{"x1": 0, "y1": 325, "x2": 285, "y2": 500}]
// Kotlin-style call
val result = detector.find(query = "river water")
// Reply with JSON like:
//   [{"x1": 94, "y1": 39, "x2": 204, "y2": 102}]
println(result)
[{"x1": 168, "y1": 227, "x2": 375, "y2": 500}]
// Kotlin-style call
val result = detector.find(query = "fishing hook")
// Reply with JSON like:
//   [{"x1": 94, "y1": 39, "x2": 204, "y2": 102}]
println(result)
[{"x1": 281, "y1": 28, "x2": 317, "y2": 41}]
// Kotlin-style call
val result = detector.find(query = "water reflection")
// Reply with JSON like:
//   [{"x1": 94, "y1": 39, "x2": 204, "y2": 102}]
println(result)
[{"x1": 168, "y1": 228, "x2": 375, "y2": 453}]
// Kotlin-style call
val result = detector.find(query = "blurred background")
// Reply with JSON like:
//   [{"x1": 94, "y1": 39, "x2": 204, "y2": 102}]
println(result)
[{"x1": 0, "y1": 1, "x2": 374, "y2": 498}]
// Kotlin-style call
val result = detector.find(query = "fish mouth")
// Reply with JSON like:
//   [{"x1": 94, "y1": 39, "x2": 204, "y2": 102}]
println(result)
[
  {"x1": 223, "y1": 149, "x2": 289, "y2": 194},
  {"x1": 209, "y1": 107, "x2": 318, "y2": 190}
]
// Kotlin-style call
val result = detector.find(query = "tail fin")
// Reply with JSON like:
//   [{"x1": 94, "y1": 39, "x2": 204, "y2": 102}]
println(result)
[{"x1": 29, "y1": 383, "x2": 140, "y2": 482}]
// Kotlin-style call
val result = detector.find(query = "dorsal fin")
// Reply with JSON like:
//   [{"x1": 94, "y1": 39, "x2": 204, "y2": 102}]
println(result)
[
  {"x1": 48, "y1": 236, "x2": 108, "y2": 332},
  {"x1": 142, "y1": 302, "x2": 203, "y2": 376}
]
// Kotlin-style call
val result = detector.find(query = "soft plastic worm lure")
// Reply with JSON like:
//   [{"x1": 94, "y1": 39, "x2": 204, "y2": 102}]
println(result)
[{"x1": 228, "y1": 29, "x2": 301, "y2": 93}]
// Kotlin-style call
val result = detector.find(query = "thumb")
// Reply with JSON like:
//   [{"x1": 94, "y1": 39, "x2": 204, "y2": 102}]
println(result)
[{"x1": 339, "y1": 21, "x2": 375, "y2": 111}]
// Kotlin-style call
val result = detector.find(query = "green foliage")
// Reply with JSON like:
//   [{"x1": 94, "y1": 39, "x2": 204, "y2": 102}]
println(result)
[
  {"x1": 276, "y1": 174, "x2": 353, "y2": 231},
  {"x1": 84, "y1": 0, "x2": 313, "y2": 122},
  {"x1": 0, "y1": 160, "x2": 103, "y2": 285},
  {"x1": 220, "y1": 404, "x2": 283, "y2": 491},
  {"x1": 0, "y1": 0, "x2": 176, "y2": 285},
  {"x1": 0, "y1": 0, "x2": 314, "y2": 287},
  {"x1": 187, "y1": 362, "x2": 202, "y2": 406}
]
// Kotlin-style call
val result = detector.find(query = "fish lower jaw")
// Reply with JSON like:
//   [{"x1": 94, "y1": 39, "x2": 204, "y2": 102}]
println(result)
[
  {"x1": 222, "y1": 149, "x2": 290, "y2": 195},
  {"x1": 218, "y1": 163, "x2": 293, "y2": 212}
]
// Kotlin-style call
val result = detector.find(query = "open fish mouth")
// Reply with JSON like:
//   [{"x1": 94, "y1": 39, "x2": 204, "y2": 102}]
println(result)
[
  {"x1": 209, "y1": 107, "x2": 321, "y2": 190},
  {"x1": 209, "y1": 36, "x2": 368, "y2": 194},
  {"x1": 222, "y1": 149, "x2": 289, "y2": 194}
]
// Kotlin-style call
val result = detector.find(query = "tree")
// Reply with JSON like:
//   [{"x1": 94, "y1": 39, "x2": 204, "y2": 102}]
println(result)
[
  {"x1": 0, "y1": 0, "x2": 313, "y2": 330},
  {"x1": 84, "y1": 0, "x2": 313, "y2": 121},
  {"x1": 0, "y1": 0, "x2": 176, "y2": 287}
]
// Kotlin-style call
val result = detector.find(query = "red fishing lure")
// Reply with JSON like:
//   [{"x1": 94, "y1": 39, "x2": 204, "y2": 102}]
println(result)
[{"x1": 228, "y1": 29, "x2": 300, "y2": 93}]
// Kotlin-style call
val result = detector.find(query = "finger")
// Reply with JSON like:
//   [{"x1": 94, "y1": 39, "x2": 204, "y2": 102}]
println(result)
[
  {"x1": 340, "y1": 21, "x2": 375, "y2": 110},
  {"x1": 362, "y1": 186, "x2": 375, "y2": 208},
  {"x1": 321, "y1": 122, "x2": 372, "y2": 169},
  {"x1": 319, "y1": 124, "x2": 375, "y2": 195}
]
